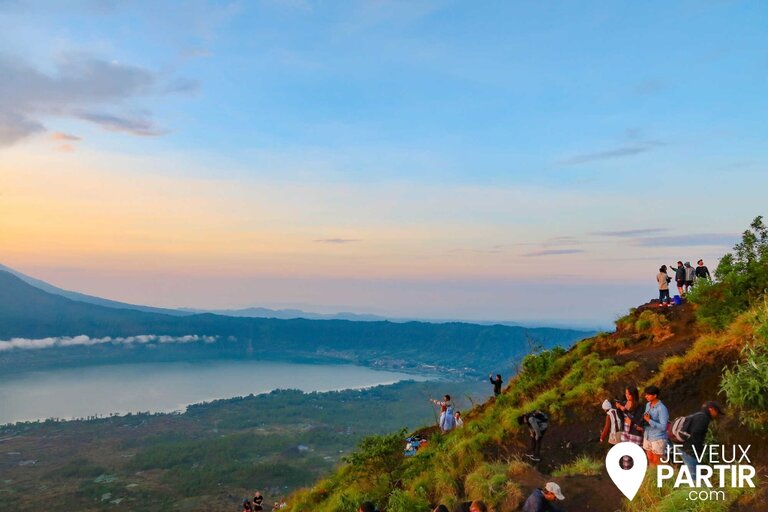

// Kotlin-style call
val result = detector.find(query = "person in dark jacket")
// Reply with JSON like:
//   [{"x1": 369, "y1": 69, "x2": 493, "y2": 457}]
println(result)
[
  {"x1": 521, "y1": 482, "x2": 565, "y2": 512},
  {"x1": 696, "y1": 259, "x2": 712, "y2": 280},
  {"x1": 671, "y1": 261, "x2": 686, "y2": 297},
  {"x1": 489, "y1": 373, "x2": 503, "y2": 396},
  {"x1": 681, "y1": 401, "x2": 725, "y2": 473},
  {"x1": 519, "y1": 411, "x2": 548, "y2": 462},
  {"x1": 616, "y1": 386, "x2": 644, "y2": 446}
]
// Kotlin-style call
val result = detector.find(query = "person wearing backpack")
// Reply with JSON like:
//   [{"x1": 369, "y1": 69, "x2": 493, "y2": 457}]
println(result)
[
  {"x1": 680, "y1": 401, "x2": 725, "y2": 473},
  {"x1": 642, "y1": 385, "x2": 669, "y2": 465},
  {"x1": 599, "y1": 400, "x2": 623, "y2": 445},
  {"x1": 431, "y1": 395, "x2": 456, "y2": 433},
  {"x1": 519, "y1": 411, "x2": 549, "y2": 462}
]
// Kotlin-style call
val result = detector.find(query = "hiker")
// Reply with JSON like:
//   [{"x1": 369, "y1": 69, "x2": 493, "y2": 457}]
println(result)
[
  {"x1": 695, "y1": 259, "x2": 711, "y2": 280},
  {"x1": 616, "y1": 386, "x2": 644, "y2": 446},
  {"x1": 279, "y1": 498, "x2": 287, "y2": 509},
  {"x1": 684, "y1": 261, "x2": 696, "y2": 293},
  {"x1": 519, "y1": 410, "x2": 549, "y2": 462},
  {"x1": 642, "y1": 385, "x2": 669, "y2": 465},
  {"x1": 469, "y1": 500, "x2": 488, "y2": 512},
  {"x1": 599, "y1": 399, "x2": 622, "y2": 444},
  {"x1": 657, "y1": 265, "x2": 672, "y2": 306},
  {"x1": 358, "y1": 502, "x2": 379, "y2": 512},
  {"x1": 489, "y1": 373, "x2": 503, "y2": 396},
  {"x1": 454, "y1": 410, "x2": 464, "y2": 428},
  {"x1": 253, "y1": 491, "x2": 264, "y2": 512},
  {"x1": 430, "y1": 395, "x2": 456, "y2": 432},
  {"x1": 242, "y1": 499, "x2": 253, "y2": 512},
  {"x1": 680, "y1": 401, "x2": 725, "y2": 473},
  {"x1": 671, "y1": 261, "x2": 686, "y2": 297},
  {"x1": 521, "y1": 482, "x2": 565, "y2": 512}
]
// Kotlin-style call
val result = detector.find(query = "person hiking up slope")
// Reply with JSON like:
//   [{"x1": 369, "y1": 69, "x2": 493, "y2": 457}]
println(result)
[
  {"x1": 599, "y1": 400, "x2": 622, "y2": 445},
  {"x1": 657, "y1": 265, "x2": 672, "y2": 306},
  {"x1": 489, "y1": 373, "x2": 503, "y2": 396},
  {"x1": 642, "y1": 385, "x2": 669, "y2": 465},
  {"x1": 616, "y1": 386, "x2": 644, "y2": 446},
  {"x1": 680, "y1": 401, "x2": 725, "y2": 474},
  {"x1": 519, "y1": 411, "x2": 549, "y2": 462},
  {"x1": 522, "y1": 482, "x2": 565, "y2": 512}
]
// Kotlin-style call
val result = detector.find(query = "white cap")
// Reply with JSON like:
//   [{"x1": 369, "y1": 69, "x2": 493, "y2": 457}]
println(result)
[
  {"x1": 602, "y1": 399, "x2": 612, "y2": 411},
  {"x1": 545, "y1": 482, "x2": 565, "y2": 500}
]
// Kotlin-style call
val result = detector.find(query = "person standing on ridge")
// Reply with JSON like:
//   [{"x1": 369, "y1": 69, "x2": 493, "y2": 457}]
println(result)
[
  {"x1": 489, "y1": 373, "x2": 503, "y2": 396},
  {"x1": 642, "y1": 385, "x2": 669, "y2": 465},
  {"x1": 696, "y1": 259, "x2": 712, "y2": 280},
  {"x1": 657, "y1": 265, "x2": 672, "y2": 306},
  {"x1": 430, "y1": 395, "x2": 456, "y2": 433},
  {"x1": 684, "y1": 261, "x2": 696, "y2": 294},
  {"x1": 671, "y1": 261, "x2": 686, "y2": 297},
  {"x1": 680, "y1": 401, "x2": 725, "y2": 474}
]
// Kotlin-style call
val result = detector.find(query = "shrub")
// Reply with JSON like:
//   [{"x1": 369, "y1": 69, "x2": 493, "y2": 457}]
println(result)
[
  {"x1": 551, "y1": 455, "x2": 602, "y2": 477},
  {"x1": 721, "y1": 345, "x2": 768, "y2": 431}
]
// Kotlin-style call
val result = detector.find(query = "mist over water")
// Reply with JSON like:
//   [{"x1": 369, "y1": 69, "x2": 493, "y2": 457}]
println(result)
[{"x1": 0, "y1": 360, "x2": 428, "y2": 425}]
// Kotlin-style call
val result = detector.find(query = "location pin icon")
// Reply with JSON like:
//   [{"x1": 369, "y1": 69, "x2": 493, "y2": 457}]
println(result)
[{"x1": 606, "y1": 442, "x2": 648, "y2": 501}]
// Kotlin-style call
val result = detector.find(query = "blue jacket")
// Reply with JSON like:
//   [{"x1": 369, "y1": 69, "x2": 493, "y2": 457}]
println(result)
[
  {"x1": 644, "y1": 401, "x2": 669, "y2": 441},
  {"x1": 522, "y1": 489, "x2": 563, "y2": 512}
]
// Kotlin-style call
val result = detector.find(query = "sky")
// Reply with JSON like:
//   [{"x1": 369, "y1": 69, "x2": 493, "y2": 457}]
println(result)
[{"x1": 1, "y1": 1, "x2": 766, "y2": 327}]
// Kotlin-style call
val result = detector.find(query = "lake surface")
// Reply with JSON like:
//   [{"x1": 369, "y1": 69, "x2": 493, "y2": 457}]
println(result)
[{"x1": 0, "y1": 360, "x2": 428, "y2": 425}]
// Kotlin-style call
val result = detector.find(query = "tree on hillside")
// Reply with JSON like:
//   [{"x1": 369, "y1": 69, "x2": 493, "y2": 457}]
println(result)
[{"x1": 691, "y1": 216, "x2": 768, "y2": 329}]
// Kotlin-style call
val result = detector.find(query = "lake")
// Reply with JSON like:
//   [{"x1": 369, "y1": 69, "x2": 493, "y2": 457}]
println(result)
[{"x1": 0, "y1": 360, "x2": 428, "y2": 425}]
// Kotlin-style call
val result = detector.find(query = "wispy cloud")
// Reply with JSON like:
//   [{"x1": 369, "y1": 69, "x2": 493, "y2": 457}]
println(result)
[
  {"x1": 73, "y1": 111, "x2": 167, "y2": 136},
  {"x1": 0, "y1": 334, "x2": 218, "y2": 352},
  {"x1": 522, "y1": 249, "x2": 585, "y2": 257},
  {"x1": 591, "y1": 228, "x2": 668, "y2": 237},
  {"x1": 315, "y1": 238, "x2": 361, "y2": 244},
  {"x1": 0, "y1": 53, "x2": 194, "y2": 147},
  {"x1": 557, "y1": 145, "x2": 651, "y2": 166},
  {"x1": 632, "y1": 233, "x2": 738, "y2": 247},
  {"x1": 50, "y1": 132, "x2": 81, "y2": 142}
]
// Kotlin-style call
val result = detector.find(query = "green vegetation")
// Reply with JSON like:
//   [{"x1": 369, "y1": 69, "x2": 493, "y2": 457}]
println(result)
[{"x1": 551, "y1": 455, "x2": 602, "y2": 477}]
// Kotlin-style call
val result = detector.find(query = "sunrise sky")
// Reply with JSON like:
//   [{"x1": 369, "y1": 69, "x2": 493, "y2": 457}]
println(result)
[{"x1": 1, "y1": 1, "x2": 766, "y2": 326}]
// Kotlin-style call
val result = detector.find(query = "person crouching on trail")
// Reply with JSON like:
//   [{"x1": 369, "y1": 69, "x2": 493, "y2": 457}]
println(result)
[
  {"x1": 657, "y1": 265, "x2": 672, "y2": 306},
  {"x1": 642, "y1": 385, "x2": 669, "y2": 465},
  {"x1": 431, "y1": 395, "x2": 456, "y2": 433},
  {"x1": 489, "y1": 373, "x2": 503, "y2": 396},
  {"x1": 599, "y1": 399, "x2": 623, "y2": 445},
  {"x1": 680, "y1": 401, "x2": 725, "y2": 474},
  {"x1": 519, "y1": 410, "x2": 549, "y2": 462}
]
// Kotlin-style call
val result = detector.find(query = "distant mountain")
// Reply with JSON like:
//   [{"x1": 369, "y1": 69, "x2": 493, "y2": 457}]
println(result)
[
  {"x1": 0, "y1": 264, "x2": 188, "y2": 316},
  {"x1": 179, "y1": 306, "x2": 388, "y2": 322},
  {"x1": 0, "y1": 270, "x2": 594, "y2": 376}
]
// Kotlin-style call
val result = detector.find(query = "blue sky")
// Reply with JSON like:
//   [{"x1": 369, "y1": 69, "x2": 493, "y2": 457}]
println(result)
[{"x1": 1, "y1": 1, "x2": 766, "y2": 326}]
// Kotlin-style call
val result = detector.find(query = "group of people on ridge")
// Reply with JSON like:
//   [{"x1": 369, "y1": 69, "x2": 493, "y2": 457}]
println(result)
[
  {"x1": 656, "y1": 259, "x2": 711, "y2": 306},
  {"x1": 241, "y1": 492, "x2": 286, "y2": 512},
  {"x1": 430, "y1": 395, "x2": 464, "y2": 432},
  {"x1": 598, "y1": 384, "x2": 724, "y2": 471}
]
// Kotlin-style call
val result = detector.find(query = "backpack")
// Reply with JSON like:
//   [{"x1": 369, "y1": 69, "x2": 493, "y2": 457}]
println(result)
[
  {"x1": 668, "y1": 415, "x2": 691, "y2": 443},
  {"x1": 607, "y1": 409, "x2": 622, "y2": 444}
]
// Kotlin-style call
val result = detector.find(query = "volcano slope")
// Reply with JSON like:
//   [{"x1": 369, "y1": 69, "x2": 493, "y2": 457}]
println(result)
[{"x1": 286, "y1": 301, "x2": 767, "y2": 511}]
